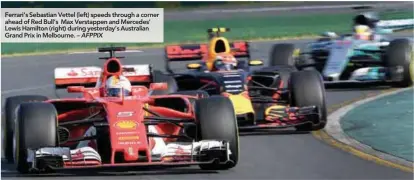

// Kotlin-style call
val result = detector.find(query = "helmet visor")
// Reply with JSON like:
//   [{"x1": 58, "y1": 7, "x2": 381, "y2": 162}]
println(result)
[{"x1": 107, "y1": 88, "x2": 130, "y2": 97}]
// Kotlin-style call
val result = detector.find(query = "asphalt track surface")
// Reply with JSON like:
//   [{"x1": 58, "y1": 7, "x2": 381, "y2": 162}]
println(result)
[{"x1": 2, "y1": 35, "x2": 414, "y2": 179}]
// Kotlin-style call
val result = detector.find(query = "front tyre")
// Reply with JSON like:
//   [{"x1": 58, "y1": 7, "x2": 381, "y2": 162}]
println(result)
[
  {"x1": 384, "y1": 38, "x2": 413, "y2": 87},
  {"x1": 14, "y1": 102, "x2": 57, "y2": 173},
  {"x1": 289, "y1": 70, "x2": 327, "y2": 131},
  {"x1": 4, "y1": 95, "x2": 48, "y2": 163},
  {"x1": 196, "y1": 96, "x2": 239, "y2": 170}
]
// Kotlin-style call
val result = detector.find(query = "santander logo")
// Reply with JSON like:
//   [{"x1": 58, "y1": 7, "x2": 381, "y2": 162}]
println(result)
[{"x1": 67, "y1": 70, "x2": 79, "y2": 76}]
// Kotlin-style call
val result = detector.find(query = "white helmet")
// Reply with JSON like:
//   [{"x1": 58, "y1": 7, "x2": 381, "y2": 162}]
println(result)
[{"x1": 105, "y1": 75, "x2": 132, "y2": 97}]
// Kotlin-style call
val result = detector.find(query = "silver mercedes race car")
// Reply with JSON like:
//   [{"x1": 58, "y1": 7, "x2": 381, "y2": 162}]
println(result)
[{"x1": 296, "y1": 12, "x2": 413, "y2": 88}]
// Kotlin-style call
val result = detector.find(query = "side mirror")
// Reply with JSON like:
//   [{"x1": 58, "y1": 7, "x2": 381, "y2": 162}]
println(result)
[
  {"x1": 149, "y1": 82, "x2": 168, "y2": 91},
  {"x1": 321, "y1": 31, "x2": 338, "y2": 38},
  {"x1": 67, "y1": 86, "x2": 85, "y2": 93},
  {"x1": 248, "y1": 59, "x2": 263, "y2": 66},
  {"x1": 187, "y1": 63, "x2": 201, "y2": 69}
]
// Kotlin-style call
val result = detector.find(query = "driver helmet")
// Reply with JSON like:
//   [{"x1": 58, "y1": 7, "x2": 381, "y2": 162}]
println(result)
[
  {"x1": 353, "y1": 25, "x2": 372, "y2": 40},
  {"x1": 213, "y1": 55, "x2": 237, "y2": 71},
  {"x1": 105, "y1": 75, "x2": 132, "y2": 97}
]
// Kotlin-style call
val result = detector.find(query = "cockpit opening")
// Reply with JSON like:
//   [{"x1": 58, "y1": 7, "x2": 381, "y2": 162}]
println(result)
[
  {"x1": 215, "y1": 39, "x2": 227, "y2": 53},
  {"x1": 106, "y1": 60, "x2": 121, "y2": 74}
]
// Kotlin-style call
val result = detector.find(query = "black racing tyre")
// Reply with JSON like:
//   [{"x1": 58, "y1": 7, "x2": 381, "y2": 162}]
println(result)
[
  {"x1": 269, "y1": 43, "x2": 296, "y2": 66},
  {"x1": 384, "y1": 38, "x2": 413, "y2": 87},
  {"x1": 196, "y1": 96, "x2": 239, "y2": 170},
  {"x1": 14, "y1": 102, "x2": 57, "y2": 173},
  {"x1": 4, "y1": 95, "x2": 48, "y2": 163},
  {"x1": 152, "y1": 70, "x2": 178, "y2": 95},
  {"x1": 289, "y1": 70, "x2": 327, "y2": 131}
]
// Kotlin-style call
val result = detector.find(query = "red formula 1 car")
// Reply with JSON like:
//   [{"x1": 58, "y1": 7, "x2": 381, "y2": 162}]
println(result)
[{"x1": 3, "y1": 47, "x2": 239, "y2": 174}]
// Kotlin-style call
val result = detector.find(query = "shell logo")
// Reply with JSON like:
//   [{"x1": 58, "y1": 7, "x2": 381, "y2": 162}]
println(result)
[{"x1": 115, "y1": 120, "x2": 138, "y2": 129}]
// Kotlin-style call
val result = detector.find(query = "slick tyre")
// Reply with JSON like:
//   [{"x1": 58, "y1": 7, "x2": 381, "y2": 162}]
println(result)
[
  {"x1": 4, "y1": 95, "x2": 48, "y2": 163},
  {"x1": 14, "y1": 102, "x2": 57, "y2": 173},
  {"x1": 196, "y1": 96, "x2": 239, "y2": 170},
  {"x1": 289, "y1": 70, "x2": 327, "y2": 131},
  {"x1": 384, "y1": 38, "x2": 413, "y2": 87},
  {"x1": 269, "y1": 43, "x2": 297, "y2": 66},
  {"x1": 152, "y1": 70, "x2": 178, "y2": 95}
]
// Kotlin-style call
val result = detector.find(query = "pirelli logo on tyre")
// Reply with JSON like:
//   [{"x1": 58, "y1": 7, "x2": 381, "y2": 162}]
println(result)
[{"x1": 114, "y1": 120, "x2": 138, "y2": 130}]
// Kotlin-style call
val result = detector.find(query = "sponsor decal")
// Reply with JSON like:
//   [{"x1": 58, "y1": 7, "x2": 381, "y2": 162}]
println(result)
[
  {"x1": 116, "y1": 131, "x2": 137, "y2": 135},
  {"x1": 118, "y1": 136, "x2": 140, "y2": 141},
  {"x1": 67, "y1": 70, "x2": 78, "y2": 76},
  {"x1": 80, "y1": 68, "x2": 101, "y2": 77},
  {"x1": 117, "y1": 111, "x2": 134, "y2": 117},
  {"x1": 166, "y1": 44, "x2": 207, "y2": 56},
  {"x1": 122, "y1": 71, "x2": 138, "y2": 76},
  {"x1": 224, "y1": 80, "x2": 242, "y2": 84},
  {"x1": 226, "y1": 89, "x2": 242, "y2": 93},
  {"x1": 114, "y1": 120, "x2": 138, "y2": 130},
  {"x1": 119, "y1": 141, "x2": 140, "y2": 145},
  {"x1": 225, "y1": 85, "x2": 243, "y2": 88}
]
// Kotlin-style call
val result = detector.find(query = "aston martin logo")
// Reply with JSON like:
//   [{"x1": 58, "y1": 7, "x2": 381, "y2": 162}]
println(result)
[{"x1": 114, "y1": 120, "x2": 138, "y2": 130}]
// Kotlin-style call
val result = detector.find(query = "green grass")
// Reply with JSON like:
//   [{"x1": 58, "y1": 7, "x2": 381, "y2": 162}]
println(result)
[{"x1": 2, "y1": 10, "x2": 413, "y2": 56}]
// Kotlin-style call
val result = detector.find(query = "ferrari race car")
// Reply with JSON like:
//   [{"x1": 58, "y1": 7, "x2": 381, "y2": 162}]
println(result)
[
  {"x1": 295, "y1": 12, "x2": 414, "y2": 88},
  {"x1": 164, "y1": 27, "x2": 327, "y2": 131},
  {"x1": 3, "y1": 47, "x2": 239, "y2": 174}
]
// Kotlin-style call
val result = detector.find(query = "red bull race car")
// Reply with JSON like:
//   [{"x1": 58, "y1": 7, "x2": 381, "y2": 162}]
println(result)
[
  {"x1": 3, "y1": 47, "x2": 239, "y2": 174},
  {"x1": 163, "y1": 27, "x2": 327, "y2": 132}
]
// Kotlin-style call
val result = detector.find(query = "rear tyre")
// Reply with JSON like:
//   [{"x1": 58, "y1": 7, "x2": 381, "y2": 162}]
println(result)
[
  {"x1": 4, "y1": 95, "x2": 48, "y2": 163},
  {"x1": 289, "y1": 70, "x2": 327, "y2": 131},
  {"x1": 152, "y1": 70, "x2": 178, "y2": 95},
  {"x1": 384, "y1": 38, "x2": 413, "y2": 87},
  {"x1": 14, "y1": 102, "x2": 57, "y2": 173},
  {"x1": 196, "y1": 96, "x2": 239, "y2": 170},
  {"x1": 269, "y1": 43, "x2": 296, "y2": 66}
]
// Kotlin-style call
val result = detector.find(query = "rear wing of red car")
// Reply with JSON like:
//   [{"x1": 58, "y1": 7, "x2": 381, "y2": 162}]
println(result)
[
  {"x1": 54, "y1": 64, "x2": 153, "y2": 89},
  {"x1": 165, "y1": 41, "x2": 250, "y2": 61}
]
